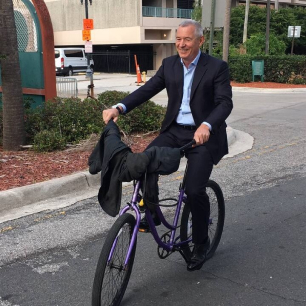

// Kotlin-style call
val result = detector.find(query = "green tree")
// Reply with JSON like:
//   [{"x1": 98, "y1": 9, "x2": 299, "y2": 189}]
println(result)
[
  {"x1": 246, "y1": 33, "x2": 286, "y2": 55},
  {"x1": 230, "y1": 5, "x2": 306, "y2": 55},
  {"x1": 191, "y1": 0, "x2": 202, "y2": 22},
  {"x1": 0, "y1": 0, "x2": 25, "y2": 150}
]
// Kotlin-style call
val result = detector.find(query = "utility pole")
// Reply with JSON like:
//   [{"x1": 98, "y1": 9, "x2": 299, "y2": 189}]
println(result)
[
  {"x1": 243, "y1": 0, "x2": 250, "y2": 43},
  {"x1": 265, "y1": 0, "x2": 271, "y2": 55},
  {"x1": 275, "y1": 0, "x2": 279, "y2": 11},
  {"x1": 222, "y1": 0, "x2": 232, "y2": 63},
  {"x1": 208, "y1": 0, "x2": 216, "y2": 55},
  {"x1": 80, "y1": 0, "x2": 94, "y2": 97}
]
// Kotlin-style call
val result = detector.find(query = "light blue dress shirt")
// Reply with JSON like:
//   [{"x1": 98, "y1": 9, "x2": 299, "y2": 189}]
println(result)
[{"x1": 176, "y1": 50, "x2": 211, "y2": 130}]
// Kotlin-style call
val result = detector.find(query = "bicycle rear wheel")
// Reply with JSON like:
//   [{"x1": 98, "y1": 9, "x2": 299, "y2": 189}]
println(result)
[
  {"x1": 180, "y1": 179, "x2": 225, "y2": 261},
  {"x1": 92, "y1": 213, "x2": 137, "y2": 306}
]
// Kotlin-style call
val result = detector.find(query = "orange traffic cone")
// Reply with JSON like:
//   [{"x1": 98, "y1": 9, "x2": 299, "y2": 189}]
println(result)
[{"x1": 134, "y1": 55, "x2": 143, "y2": 85}]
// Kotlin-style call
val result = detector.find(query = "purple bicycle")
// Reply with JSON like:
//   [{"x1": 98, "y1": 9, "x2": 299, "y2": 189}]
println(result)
[{"x1": 92, "y1": 141, "x2": 225, "y2": 306}]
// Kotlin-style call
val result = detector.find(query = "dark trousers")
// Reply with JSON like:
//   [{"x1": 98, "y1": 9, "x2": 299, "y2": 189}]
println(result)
[{"x1": 147, "y1": 123, "x2": 213, "y2": 244}]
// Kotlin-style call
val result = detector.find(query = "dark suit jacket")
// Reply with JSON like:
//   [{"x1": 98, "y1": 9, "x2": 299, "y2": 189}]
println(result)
[{"x1": 121, "y1": 53, "x2": 233, "y2": 164}]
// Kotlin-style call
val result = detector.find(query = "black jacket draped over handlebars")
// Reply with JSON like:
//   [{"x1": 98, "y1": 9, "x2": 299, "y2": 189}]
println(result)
[{"x1": 88, "y1": 121, "x2": 181, "y2": 217}]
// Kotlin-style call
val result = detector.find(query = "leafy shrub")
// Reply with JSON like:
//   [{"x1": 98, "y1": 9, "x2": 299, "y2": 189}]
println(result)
[
  {"x1": 33, "y1": 130, "x2": 66, "y2": 152},
  {"x1": 228, "y1": 55, "x2": 253, "y2": 83},
  {"x1": 25, "y1": 97, "x2": 105, "y2": 145},
  {"x1": 229, "y1": 55, "x2": 306, "y2": 84},
  {"x1": 97, "y1": 91, "x2": 166, "y2": 134},
  {"x1": 18, "y1": 91, "x2": 166, "y2": 152},
  {"x1": 245, "y1": 34, "x2": 286, "y2": 56}
]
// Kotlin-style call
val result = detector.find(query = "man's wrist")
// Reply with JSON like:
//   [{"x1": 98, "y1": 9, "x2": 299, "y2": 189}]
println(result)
[
  {"x1": 112, "y1": 105, "x2": 123, "y2": 115},
  {"x1": 112, "y1": 103, "x2": 127, "y2": 114},
  {"x1": 115, "y1": 106, "x2": 123, "y2": 115},
  {"x1": 202, "y1": 122, "x2": 212, "y2": 131}
]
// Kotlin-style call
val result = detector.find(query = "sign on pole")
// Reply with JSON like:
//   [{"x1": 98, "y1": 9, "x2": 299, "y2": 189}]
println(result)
[
  {"x1": 82, "y1": 30, "x2": 91, "y2": 41},
  {"x1": 85, "y1": 40, "x2": 93, "y2": 53},
  {"x1": 202, "y1": 0, "x2": 226, "y2": 28},
  {"x1": 83, "y1": 19, "x2": 94, "y2": 30},
  {"x1": 288, "y1": 26, "x2": 301, "y2": 38}
]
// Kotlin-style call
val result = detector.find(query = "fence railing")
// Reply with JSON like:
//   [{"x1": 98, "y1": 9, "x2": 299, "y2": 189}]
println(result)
[
  {"x1": 56, "y1": 77, "x2": 78, "y2": 98},
  {"x1": 142, "y1": 6, "x2": 193, "y2": 19}
]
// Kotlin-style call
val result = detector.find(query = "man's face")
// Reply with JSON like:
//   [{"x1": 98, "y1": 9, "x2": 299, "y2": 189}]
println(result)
[{"x1": 176, "y1": 25, "x2": 204, "y2": 65}]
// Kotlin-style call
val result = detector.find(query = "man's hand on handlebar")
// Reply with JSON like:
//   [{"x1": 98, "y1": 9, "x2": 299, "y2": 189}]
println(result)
[
  {"x1": 193, "y1": 124, "x2": 210, "y2": 146},
  {"x1": 103, "y1": 108, "x2": 119, "y2": 124}
]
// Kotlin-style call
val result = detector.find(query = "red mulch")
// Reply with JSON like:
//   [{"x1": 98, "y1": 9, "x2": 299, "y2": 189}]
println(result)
[
  {"x1": 0, "y1": 133, "x2": 158, "y2": 191},
  {"x1": 1, "y1": 82, "x2": 305, "y2": 192},
  {"x1": 231, "y1": 81, "x2": 306, "y2": 88}
]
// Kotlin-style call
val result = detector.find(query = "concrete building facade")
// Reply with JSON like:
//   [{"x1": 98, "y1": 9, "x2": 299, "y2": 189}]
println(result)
[
  {"x1": 44, "y1": 0, "x2": 193, "y2": 72},
  {"x1": 44, "y1": 0, "x2": 305, "y2": 72}
]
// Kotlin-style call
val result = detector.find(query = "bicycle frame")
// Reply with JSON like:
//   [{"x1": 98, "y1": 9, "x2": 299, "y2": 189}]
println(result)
[
  {"x1": 107, "y1": 140, "x2": 196, "y2": 268},
  {"x1": 107, "y1": 179, "x2": 192, "y2": 268}
]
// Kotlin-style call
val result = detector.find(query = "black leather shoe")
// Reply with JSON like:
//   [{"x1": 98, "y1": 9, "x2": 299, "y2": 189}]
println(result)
[
  {"x1": 139, "y1": 214, "x2": 161, "y2": 232},
  {"x1": 187, "y1": 238, "x2": 210, "y2": 271}
]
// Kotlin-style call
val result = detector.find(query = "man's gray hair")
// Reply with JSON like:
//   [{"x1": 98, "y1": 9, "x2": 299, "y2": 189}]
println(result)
[{"x1": 179, "y1": 20, "x2": 203, "y2": 37}]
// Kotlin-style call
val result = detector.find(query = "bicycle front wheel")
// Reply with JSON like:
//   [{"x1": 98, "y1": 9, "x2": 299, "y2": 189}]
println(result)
[
  {"x1": 180, "y1": 179, "x2": 225, "y2": 261},
  {"x1": 92, "y1": 213, "x2": 137, "y2": 306}
]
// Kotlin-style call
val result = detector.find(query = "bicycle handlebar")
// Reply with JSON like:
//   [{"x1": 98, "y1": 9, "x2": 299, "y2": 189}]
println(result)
[{"x1": 179, "y1": 139, "x2": 196, "y2": 152}]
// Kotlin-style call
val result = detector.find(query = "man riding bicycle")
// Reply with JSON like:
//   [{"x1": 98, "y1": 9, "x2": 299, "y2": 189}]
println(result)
[{"x1": 103, "y1": 20, "x2": 233, "y2": 271}]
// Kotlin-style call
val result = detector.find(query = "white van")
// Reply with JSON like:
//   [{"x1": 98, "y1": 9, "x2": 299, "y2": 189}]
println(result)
[{"x1": 55, "y1": 48, "x2": 94, "y2": 76}]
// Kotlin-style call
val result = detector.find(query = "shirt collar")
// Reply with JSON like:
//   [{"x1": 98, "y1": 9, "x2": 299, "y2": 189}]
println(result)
[{"x1": 180, "y1": 50, "x2": 201, "y2": 68}]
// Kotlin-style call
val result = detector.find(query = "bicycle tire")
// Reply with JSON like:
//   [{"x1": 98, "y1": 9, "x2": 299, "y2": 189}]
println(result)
[
  {"x1": 92, "y1": 213, "x2": 137, "y2": 306},
  {"x1": 180, "y1": 179, "x2": 225, "y2": 261}
]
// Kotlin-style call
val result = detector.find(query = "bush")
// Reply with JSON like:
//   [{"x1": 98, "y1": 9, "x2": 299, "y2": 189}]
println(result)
[
  {"x1": 33, "y1": 130, "x2": 66, "y2": 152},
  {"x1": 25, "y1": 97, "x2": 106, "y2": 145},
  {"x1": 97, "y1": 91, "x2": 166, "y2": 134},
  {"x1": 229, "y1": 55, "x2": 306, "y2": 84},
  {"x1": 15, "y1": 90, "x2": 166, "y2": 152}
]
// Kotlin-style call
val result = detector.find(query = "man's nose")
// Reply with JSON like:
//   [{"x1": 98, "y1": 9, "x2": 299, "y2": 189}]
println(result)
[{"x1": 179, "y1": 39, "x2": 185, "y2": 47}]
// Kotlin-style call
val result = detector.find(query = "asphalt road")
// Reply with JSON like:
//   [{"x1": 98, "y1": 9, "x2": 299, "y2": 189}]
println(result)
[{"x1": 0, "y1": 89, "x2": 305, "y2": 306}]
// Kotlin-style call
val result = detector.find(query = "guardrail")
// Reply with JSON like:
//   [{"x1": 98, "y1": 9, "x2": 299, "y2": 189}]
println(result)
[
  {"x1": 142, "y1": 6, "x2": 193, "y2": 19},
  {"x1": 56, "y1": 77, "x2": 78, "y2": 98}
]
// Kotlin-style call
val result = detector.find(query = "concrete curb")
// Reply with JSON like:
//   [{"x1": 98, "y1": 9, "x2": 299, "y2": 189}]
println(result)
[{"x1": 0, "y1": 127, "x2": 250, "y2": 223}]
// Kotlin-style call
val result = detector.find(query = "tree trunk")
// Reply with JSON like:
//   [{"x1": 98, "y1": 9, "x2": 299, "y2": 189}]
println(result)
[
  {"x1": 243, "y1": 0, "x2": 250, "y2": 44},
  {"x1": 0, "y1": 0, "x2": 25, "y2": 151},
  {"x1": 222, "y1": 0, "x2": 232, "y2": 63},
  {"x1": 265, "y1": 0, "x2": 271, "y2": 55}
]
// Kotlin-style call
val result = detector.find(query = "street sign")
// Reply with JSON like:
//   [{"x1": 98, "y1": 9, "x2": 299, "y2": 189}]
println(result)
[
  {"x1": 202, "y1": 0, "x2": 226, "y2": 28},
  {"x1": 288, "y1": 26, "x2": 301, "y2": 38},
  {"x1": 85, "y1": 40, "x2": 93, "y2": 53},
  {"x1": 83, "y1": 18, "x2": 94, "y2": 30},
  {"x1": 82, "y1": 29, "x2": 91, "y2": 41}
]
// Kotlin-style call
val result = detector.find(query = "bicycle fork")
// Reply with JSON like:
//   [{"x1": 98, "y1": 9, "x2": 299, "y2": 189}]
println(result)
[{"x1": 107, "y1": 182, "x2": 142, "y2": 268}]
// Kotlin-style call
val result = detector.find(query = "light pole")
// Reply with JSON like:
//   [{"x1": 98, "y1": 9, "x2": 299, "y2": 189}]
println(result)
[
  {"x1": 265, "y1": 0, "x2": 271, "y2": 55},
  {"x1": 80, "y1": 0, "x2": 94, "y2": 96}
]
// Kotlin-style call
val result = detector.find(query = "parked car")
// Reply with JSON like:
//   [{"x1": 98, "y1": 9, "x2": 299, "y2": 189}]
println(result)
[{"x1": 55, "y1": 47, "x2": 94, "y2": 76}]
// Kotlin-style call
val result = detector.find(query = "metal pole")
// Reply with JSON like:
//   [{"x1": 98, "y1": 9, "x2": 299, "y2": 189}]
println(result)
[
  {"x1": 275, "y1": 0, "x2": 279, "y2": 11},
  {"x1": 291, "y1": 26, "x2": 295, "y2": 55},
  {"x1": 265, "y1": 0, "x2": 271, "y2": 55},
  {"x1": 243, "y1": 0, "x2": 250, "y2": 43},
  {"x1": 83, "y1": 0, "x2": 94, "y2": 96},
  {"x1": 222, "y1": 0, "x2": 232, "y2": 63},
  {"x1": 209, "y1": 0, "x2": 216, "y2": 55}
]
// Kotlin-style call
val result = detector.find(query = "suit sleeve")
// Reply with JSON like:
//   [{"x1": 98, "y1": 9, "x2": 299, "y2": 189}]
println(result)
[
  {"x1": 119, "y1": 60, "x2": 167, "y2": 113},
  {"x1": 204, "y1": 61, "x2": 233, "y2": 131}
]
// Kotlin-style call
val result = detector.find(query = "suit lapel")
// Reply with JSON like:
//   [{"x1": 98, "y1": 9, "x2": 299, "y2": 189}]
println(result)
[
  {"x1": 190, "y1": 53, "x2": 208, "y2": 103},
  {"x1": 174, "y1": 56, "x2": 184, "y2": 103}
]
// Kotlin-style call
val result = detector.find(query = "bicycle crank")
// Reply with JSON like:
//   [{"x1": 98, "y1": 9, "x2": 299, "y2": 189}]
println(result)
[{"x1": 157, "y1": 232, "x2": 173, "y2": 259}]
